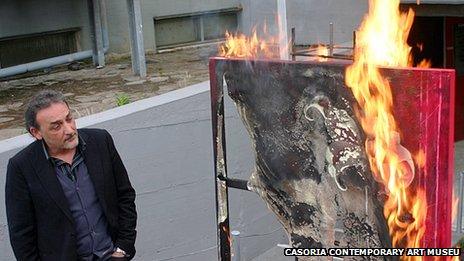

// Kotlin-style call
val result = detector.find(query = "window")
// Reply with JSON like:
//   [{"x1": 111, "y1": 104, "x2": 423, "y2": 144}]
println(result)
[
  {"x1": 0, "y1": 28, "x2": 79, "y2": 68},
  {"x1": 154, "y1": 7, "x2": 241, "y2": 50}
]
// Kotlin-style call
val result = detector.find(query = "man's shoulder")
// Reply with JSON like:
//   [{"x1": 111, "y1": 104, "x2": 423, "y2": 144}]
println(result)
[
  {"x1": 78, "y1": 128, "x2": 112, "y2": 145},
  {"x1": 78, "y1": 128, "x2": 110, "y2": 138},
  {"x1": 10, "y1": 139, "x2": 40, "y2": 164}
]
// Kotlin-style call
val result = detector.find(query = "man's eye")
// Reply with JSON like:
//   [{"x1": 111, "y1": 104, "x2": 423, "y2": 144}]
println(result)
[{"x1": 52, "y1": 124, "x2": 60, "y2": 130}]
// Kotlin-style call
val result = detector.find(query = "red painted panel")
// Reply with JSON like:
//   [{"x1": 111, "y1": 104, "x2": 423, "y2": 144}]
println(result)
[{"x1": 385, "y1": 67, "x2": 455, "y2": 248}]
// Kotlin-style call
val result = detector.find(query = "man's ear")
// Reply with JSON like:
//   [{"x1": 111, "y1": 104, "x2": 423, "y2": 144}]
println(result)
[{"x1": 30, "y1": 127, "x2": 43, "y2": 140}]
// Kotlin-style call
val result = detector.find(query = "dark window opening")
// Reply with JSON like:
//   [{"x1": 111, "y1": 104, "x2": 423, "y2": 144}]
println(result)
[
  {"x1": 407, "y1": 16, "x2": 444, "y2": 68},
  {"x1": 0, "y1": 28, "x2": 79, "y2": 68},
  {"x1": 154, "y1": 7, "x2": 241, "y2": 50}
]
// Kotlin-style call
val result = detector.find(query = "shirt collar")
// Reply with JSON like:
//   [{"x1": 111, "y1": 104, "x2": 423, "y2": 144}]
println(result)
[{"x1": 41, "y1": 134, "x2": 87, "y2": 161}]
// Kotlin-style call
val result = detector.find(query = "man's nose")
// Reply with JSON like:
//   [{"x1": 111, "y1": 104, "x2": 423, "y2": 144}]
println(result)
[{"x1": 64, "y1": 121, "x2": 76, "y2": 134}]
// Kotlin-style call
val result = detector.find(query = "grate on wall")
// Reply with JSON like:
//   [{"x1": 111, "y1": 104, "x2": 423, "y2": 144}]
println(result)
[{"x1": 0, "y1": 28, "x2": 79, "y2": 68}]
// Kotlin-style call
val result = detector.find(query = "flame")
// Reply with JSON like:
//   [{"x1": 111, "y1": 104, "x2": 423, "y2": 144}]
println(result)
[
  {"x1": 414, "y1": 149, "x2": 426, "y2": 169},
  {"x1": 219, "y1": 12, "x2": 294, "y2": 60},
  {"x1": 417, "y1": 59, "x2": 432, "y2": 68},
  {"x1": 345, "y1": 0, "x2": 429, "y2": 256},
  {"x1": 316, "y1": 45, "x2": 329, "y2": 62},
  {"x1": 219, "y1": 30, "x2": 273, "y2": 59},
  {"x1": 219, "y1": 15, "x2": 292, "y2": 60},
  {"x1": 414, "y1": 43, "x2": 432, "y2": 68}
]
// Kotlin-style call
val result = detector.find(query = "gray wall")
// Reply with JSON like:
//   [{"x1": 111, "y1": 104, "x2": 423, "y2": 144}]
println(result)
[
  {"x1": 287, "y1": 0, "x2": 367, "y2": 45},
  {"x1": 2, "y1": 0, "x2": 464, "y2": 56},
  {"x1": 107, "y1": 0, "x2": 369, "y2": 52},
  {"x1": 0, "y1": 85, "x2": 287, "y2": 260},
  {"x1": 238, "y1": 0, "x2": 368, "y2": 46},
  {"x1": 0, "y1": 0, "x2": 379, "y2": 55},
  {"x1": 105, "y1": 0, "x2": 240, "y2": 53},
  {"x1": 0, "y1": 0, "x2": 92, "y2": 51},
  {"x1": 0, "y1": 0, "x2": 241, "y2": 54}
]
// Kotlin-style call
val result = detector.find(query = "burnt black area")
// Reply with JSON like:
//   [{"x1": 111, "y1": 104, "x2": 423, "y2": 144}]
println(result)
[
  {"x1": 343, "y1": 212, "x2": 376, "y2": 239},
  {"x1": 339, "y1": 165, "x2": 367, "y2": 190},
  {"x1": 224, "y1": 60, "x2": 358, "y2": 184},
  {"x1": 291, "y1": 202, "x2": 317, "y2": 227}
]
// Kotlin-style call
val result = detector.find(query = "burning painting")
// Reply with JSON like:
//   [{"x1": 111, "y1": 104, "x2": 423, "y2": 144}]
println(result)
[
  {"x1": 210, "y1": 0, "x2": 455, "y2": 260},
  {"x1": 223, "y1": 61, "x2": 392, "y2": 251}
]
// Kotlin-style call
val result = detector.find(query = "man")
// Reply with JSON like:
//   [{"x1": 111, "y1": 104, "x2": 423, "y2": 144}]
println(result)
[{"x1": 5, "y1": 90, "x2": 137, "y2": 260}]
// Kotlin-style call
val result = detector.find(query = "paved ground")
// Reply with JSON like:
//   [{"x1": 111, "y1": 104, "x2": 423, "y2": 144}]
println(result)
[
  {"x1": 0, "y1": 44, "x2": 218, "y2": 140},
  {"x1": 0, "y1": 84, "x2": 287, "y2": 261}
]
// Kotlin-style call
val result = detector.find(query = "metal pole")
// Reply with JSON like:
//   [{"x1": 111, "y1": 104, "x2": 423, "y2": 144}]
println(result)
[
  {"x1": 210, "y1": 59, "x2": 231, "y2": 261},
  {"x1": 291, "y1": 27, "x2": 296, "y2": 61},
  {"x1": 88, "y1": 0, "x2": 105, "y2": 67},
  {"x1": 99, "y1": 0, "x2": 109, "y2": 49},
  {"x1": 0, "y1": 50, "x2": 96, "y2": 78},
  {"x1": 231, "y1": 231, "x2": 241, "y2": 261},
  {"x1": 277, "y1": 0, "x2": 289, "y2": 60},
  {"x1": 352, "y1": 30, "x2": 356, "y2": 60},
  {"x1": 200, "y1": 16, "x2": 205, "y2": 42},
  {"x1": 329, "y1": 22, "x2": 334, "y2": 56},
  {"x1": 126, "y1": 0, "x2": 147, "y2": 78}
]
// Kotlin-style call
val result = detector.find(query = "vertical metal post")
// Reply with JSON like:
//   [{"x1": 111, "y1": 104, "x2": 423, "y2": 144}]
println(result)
[
  {"x1": 231, "y1": 231, "x2": 241, "y2": 261},
  {"x1": 126, "y1": 0, "x2": 147, "y2": 78},
  {"x1": 291, "y1": 27, "x2": 296, "y2": 61},
  {"x1": 99, "y1": 0, "x2": 109, "y2": 48},
  {"x1": 277, "y1": 0, "x2": 289, "y2": 60},
  {"x1": 329, "y1": 22, "x2": 334, "y2": 56},
  {"x1": 88, "y1": 0, "x2": 105, "y2": 67},
  {"x1": 210, "y1": 59, "x2": 231, "y2": 261},
  {"x1": 353, "y1": 30, "x2": 357, "y2": 53},
  {"x1": 200, "y1": 17, "x2": 205, "y2": 42}
]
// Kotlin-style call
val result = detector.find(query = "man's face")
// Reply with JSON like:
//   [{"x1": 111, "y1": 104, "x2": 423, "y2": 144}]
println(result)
[{"x1": 30, "y1": 102, "x2": 78, "y2": 152}]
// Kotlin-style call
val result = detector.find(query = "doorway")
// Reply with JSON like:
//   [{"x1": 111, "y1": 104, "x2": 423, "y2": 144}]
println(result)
[{"x1": 408, "y1": 16, "x2": 464, "y2": 141}]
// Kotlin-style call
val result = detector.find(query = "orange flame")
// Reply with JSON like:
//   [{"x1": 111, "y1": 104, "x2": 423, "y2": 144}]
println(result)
[
  {"x1": 219, "y1": 14, "x2": 294, "y2": 60},
  {"x1": 414, "y1": 149, "x2": 426, "y2": 169},
  {"x1": 316, "y1": 45, "x2": 329, "y2": 62},
  {"x1": 219, "y1": 30, "x2": 273, "y2": 59},
  {"x1": 345, "y1": 0, "x2": 429, "y2": 257},
  {"x1": 417, "y1": 59, "x2": 432, "y2": 68}
]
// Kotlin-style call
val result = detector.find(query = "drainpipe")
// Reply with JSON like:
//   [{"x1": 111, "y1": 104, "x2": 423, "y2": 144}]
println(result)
[
  {"x1": 0, "y1": 0, "x2": 109, "y2": 79},
  {"x1": 100, "y1": 0, "x2": 109, "y2": 49}
]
